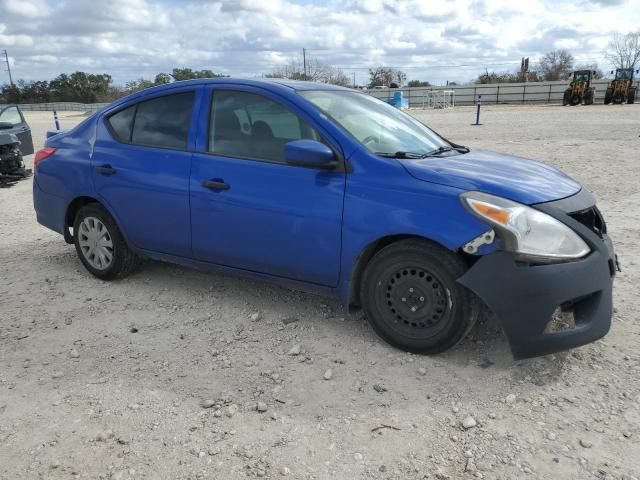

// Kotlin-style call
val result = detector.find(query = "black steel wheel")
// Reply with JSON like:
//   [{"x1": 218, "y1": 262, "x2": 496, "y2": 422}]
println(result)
[
  {"x1": 562, "y1": 90, "x2": 571, "y2": 106},
  {"x1": 628, "y1": 88, "x2": 636, "y2": 104},
  {"x1": 360, "y1": 239, "x2": 478, "y2": 354},
  {"x1": 604, "y1": 89, "x2": 613, "y2": 105}
]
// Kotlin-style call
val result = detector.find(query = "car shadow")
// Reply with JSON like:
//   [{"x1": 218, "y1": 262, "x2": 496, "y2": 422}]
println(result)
[{"x1": 58, "y1": 252, "x2": 571, "y2": 385}]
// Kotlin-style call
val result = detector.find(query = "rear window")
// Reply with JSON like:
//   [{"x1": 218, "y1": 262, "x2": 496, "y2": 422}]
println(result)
[{"x1": 107, "y1": 91, "x2": 195, "y2": 150}]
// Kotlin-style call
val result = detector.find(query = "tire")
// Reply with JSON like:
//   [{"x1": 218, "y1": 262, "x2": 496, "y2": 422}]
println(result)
[
  {"x1": 360, "y1": 239, "x2": 479, "y2": 355},
  {"x1": 562, "y1": 90, "x2": 571, "y2": 106},
  {"x1": 570, "y1": 93, "x2": 581, "y2": 106},
  {"x1": 73, "y1": 203, "x2": 140, "y2": 280},
  {"x1": 613, "y1": 92, "x2": 624, "y2": 104},
  {"x1": 584, "y1": 89, "x2": 594, "y2": 105},
  {"x1": 628, "y1": 88, "x2": 636, "y2": 104},
  {"x1": 604, "y1": 89, "x2": 612, "y2": 105}
]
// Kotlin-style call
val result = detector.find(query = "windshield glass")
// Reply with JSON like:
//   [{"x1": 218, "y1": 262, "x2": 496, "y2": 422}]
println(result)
[
  {"x1": 616, "y1": 69, "x2": 632, "y2": 80},
  {"x1": 574, "y1": 72, "x2": 590, "y2": 82},
  {"x1": 299, "y1": 90, "x2": 449, "y2": 156}
]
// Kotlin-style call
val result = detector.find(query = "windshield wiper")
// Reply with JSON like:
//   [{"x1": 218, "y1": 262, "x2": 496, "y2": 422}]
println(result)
[
  {"x1": 375, "y1": 144, "x2": 470, "y2": 159},
  {"x1": 374, "y1": 151, "x2": 429, "y2": 159},
  {"x1": 424, "y1": 144, "x2": 470, "y2": 156}
]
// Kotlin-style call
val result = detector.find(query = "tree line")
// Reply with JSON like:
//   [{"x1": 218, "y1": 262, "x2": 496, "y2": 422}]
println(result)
[{"x1": 0, "y1": 68, "x2": 227, "y2": 104}]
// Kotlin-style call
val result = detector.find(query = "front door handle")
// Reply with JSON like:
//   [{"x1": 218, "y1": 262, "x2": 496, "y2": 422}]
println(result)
[
  {"x1": 202, "y1": 179, "x2": 230, "y2": 191},
  {"x1": 96, "y1": 164, "x2": 116, "y2": 175}
]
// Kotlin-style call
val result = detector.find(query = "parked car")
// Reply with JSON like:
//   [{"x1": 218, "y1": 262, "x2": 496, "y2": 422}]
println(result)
[
  {"x1": 33, "y1": 79, "x2": 616, "y2": 359},
  {"x1": 0, "y1": 104, "x2": 34, "y2": 156}
]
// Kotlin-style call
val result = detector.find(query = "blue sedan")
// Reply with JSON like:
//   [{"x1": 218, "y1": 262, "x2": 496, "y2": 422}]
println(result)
[{"x1": 33, "y1": 79, "x2": 616, "y2": 359}]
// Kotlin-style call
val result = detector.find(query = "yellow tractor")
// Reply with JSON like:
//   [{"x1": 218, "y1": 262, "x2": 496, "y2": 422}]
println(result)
[
  {"x1": 562, "y1": 70, "x2": 595, "y2": 106},
  {"x1": 604, "y1": 68, "x2": 638, "y2": 104}
]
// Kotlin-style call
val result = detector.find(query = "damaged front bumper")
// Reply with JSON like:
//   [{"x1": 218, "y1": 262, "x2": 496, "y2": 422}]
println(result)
[{"x1": 458, "y1": 190, "x2": 616, "y2": 360}]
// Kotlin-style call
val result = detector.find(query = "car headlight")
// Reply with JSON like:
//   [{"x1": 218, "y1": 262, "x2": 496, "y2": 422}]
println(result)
[{"x1": 461, "y1": 191, "x2": 590, "y2": 262}]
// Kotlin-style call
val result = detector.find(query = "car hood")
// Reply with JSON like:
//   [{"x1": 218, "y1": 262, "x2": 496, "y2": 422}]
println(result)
[{"x1": 401, "y1": 149, "x2": 581, "y2": 205}]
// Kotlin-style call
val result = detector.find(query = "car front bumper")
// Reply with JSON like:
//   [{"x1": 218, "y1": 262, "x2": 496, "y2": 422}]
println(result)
[{"x1": 458, "y1": 190, "x2": 616, "y2": 360}]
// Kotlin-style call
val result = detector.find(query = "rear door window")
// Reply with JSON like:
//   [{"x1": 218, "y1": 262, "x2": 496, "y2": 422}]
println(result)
[
  {"x1": 107, "y1": 105, "x2": 135, "y2": 142},
  {"x1": 132, "y1": 92, "x2": 194, "y2": 149},
  {"x1": 107, "y1": 91, "x2": 195, "y2": 150}
]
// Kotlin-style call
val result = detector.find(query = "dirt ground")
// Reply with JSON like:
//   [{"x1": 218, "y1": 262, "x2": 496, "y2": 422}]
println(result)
[{"x1": 1, "y1": 104, "x2": 639, "y2": 480}]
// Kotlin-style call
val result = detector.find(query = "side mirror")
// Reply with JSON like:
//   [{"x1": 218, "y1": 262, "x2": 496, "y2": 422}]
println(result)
[
  {"x1": 284, "y1": 139, "x2": 337, "y2": 170},
  {"x1": 611, "y1": 70, "x2": 614, "y2": 74},
  {"x1": 0, "y1": 122, "x2": 13, "y2": 130}
]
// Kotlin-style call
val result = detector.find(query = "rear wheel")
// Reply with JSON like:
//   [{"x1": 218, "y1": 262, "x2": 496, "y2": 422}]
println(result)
[
  {"x1": 73, "y1": 203, "x2": 140, "y2": 280},
  {"x1": 628, "y1": 88, "x2": 636, "y2": 104},
  {"x1": 360, "y1": 239, "x2": 478, "y2": 354}
]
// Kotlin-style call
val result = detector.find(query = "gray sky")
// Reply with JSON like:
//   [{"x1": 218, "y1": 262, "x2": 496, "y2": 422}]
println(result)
[{"x1": 0, "y1": 0, "x2": 637, "y2": 86}]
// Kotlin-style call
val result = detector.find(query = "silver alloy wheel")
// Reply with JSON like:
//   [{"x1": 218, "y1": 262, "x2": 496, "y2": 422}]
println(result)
[{"x1": 78, "y1": 216, "x2": 114, "y2": 270}]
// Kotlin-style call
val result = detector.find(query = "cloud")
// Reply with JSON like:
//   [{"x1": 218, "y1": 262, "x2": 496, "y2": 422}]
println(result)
[{"x1": 0, "y1": 0, "x2": 638, "y2": 86}]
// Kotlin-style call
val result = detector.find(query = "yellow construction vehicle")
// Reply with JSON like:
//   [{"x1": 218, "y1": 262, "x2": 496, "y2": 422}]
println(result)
[
  {"x1": 562, "y1": 70, "x2": 595, "y2": 106},
  {"x1": 604, "y1": 68, "x2": 638, "y2": 104}
]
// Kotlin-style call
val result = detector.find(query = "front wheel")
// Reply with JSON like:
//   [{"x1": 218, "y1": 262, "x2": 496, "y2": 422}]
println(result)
[
  {"x1": 360, "y1": 240, "x2": 478, "y2": 354},
  {"x1": 628, "y1": 88, "x2": 636, "y2": 104},
  {"x1": 73, "y1": 203, "x2": 140, "y2": 280}
]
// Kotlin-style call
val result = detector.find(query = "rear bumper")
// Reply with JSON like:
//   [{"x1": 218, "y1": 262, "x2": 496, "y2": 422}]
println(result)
[
  {"x1": 33, "y1": 176, "x2": 66, "y2": 235},
  {"x1": 458, "y1": 193, "x2": 615, "y2": 360}
]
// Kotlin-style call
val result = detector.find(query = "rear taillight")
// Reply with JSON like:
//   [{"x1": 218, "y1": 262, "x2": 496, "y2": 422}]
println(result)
[{"x1": 34, "y1": 147, "x2": 57, "y2": 170}]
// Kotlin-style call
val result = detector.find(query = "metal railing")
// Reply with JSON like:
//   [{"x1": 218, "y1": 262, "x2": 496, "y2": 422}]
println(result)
[
  {"x1": 367, "y1": 79, "x2": 640, "y2": 107},
  {"x1": 2, "y1": 102, "x2": 110, "y2": 112}
]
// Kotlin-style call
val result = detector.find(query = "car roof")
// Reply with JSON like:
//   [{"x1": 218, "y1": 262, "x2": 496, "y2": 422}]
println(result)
[
  {"x1": 143, "y1": 77, "x2": 349, "y2": 94},
  {"x1": 107, "y1": 77, "x2": 353, "y2": 112}
]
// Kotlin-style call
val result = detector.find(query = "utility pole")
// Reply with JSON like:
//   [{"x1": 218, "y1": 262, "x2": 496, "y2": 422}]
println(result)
[
  {"x1": 302, "y1": 48, "x2": 307, "y2": 80},
  {"x1": 2, "y1": 50, "x2": 13, "y2": 86}
]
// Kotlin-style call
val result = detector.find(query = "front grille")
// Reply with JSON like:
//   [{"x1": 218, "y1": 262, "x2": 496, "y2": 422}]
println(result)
[{"x1": 569, "y1": 206, "x2": 607, "y2": 238}]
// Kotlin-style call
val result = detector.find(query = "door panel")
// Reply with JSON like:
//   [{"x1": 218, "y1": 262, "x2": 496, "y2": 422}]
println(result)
[
  {"x1": 189, "y1": 86, "x2": 346, "y2": 286},
  {"x1": 190, "y1": 153, "x2": 345, "y2": 285},
  {"x1": 0, "y1": 106, "x2": 33, "y2": 156},
  {"x1": 91, "y1": 89, "x2": 200, "y2": 257}
]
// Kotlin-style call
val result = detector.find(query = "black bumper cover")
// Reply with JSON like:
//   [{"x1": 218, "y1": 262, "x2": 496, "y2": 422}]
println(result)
[{"x1": 458, "y1": 195, "x2": 615, "y2": 360}]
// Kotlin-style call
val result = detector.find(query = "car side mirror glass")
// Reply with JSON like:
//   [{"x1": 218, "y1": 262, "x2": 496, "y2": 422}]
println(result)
[
  {"x1": 284, "y1": 139, "x2": 337, "y2": 170},
  {"x1": 0, "y1": 122, "x2": 13, "y2": 130}
]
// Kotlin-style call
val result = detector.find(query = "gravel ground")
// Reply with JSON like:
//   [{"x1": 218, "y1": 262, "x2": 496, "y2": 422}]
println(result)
[{"x1": 1, "y1": 105, "x2": 639, "y2": 480}]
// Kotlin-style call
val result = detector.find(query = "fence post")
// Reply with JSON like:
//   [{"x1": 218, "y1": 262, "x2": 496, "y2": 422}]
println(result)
[
  {"x1": 496, "y1": 85, "x2": 500, "y2": 104},
  {"x1": 472, "y1": 95, "x2": 482, "y2": 126},
  {"x1": 53, "y1": 110, "x2": 60, "y2": 130},
  {"x1": 522, "y1": 84, "x2": 526, "y2": 104},
  {"x1": 548, "y1": 84, "x2": 552, "y2": 103}
]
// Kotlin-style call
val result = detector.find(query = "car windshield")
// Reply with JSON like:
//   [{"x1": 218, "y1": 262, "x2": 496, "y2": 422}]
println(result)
[
  {"x1": 574, "y1": 72, "x2": 589, "y2": 82},
  {"x1": 299, "y1": 90, "x2": 450, "y2": 156}
]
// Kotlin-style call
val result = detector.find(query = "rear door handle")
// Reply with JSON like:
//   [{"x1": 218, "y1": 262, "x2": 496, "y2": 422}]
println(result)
[
  {"x1": 202, "y1": 179, "x2": 230, "y2": 191},
  {"x1": 96, "y1": 165, "x2": 116, "y2": 175}
]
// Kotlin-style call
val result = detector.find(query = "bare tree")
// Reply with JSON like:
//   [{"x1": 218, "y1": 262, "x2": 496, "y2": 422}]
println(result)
[
  {"x1": 536, "y1": 49, "x2": 574, "y2": 81},
  {"x1": 606, "y1": 32, "x2": 640, "y2": 70},
  {"x1": 266, "y1": 55, "x2": 350, "y2": 86},
  {"x1": 368, "y1": 67, "x2": 407, "y2": 88}
]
